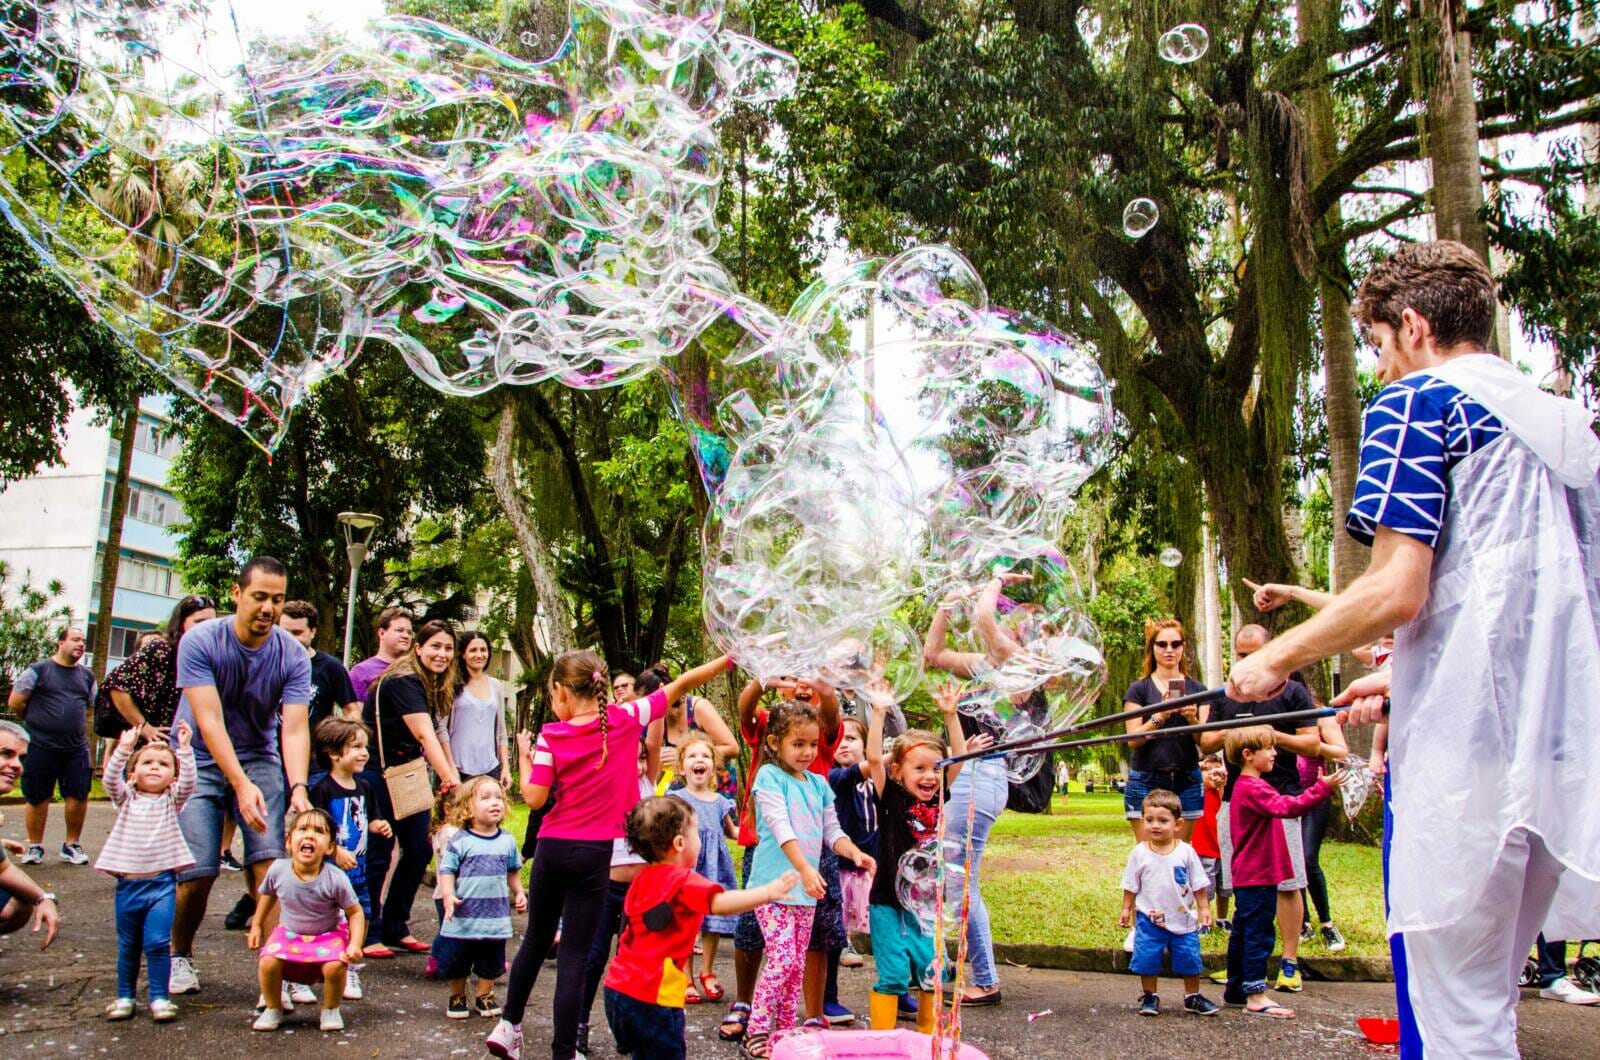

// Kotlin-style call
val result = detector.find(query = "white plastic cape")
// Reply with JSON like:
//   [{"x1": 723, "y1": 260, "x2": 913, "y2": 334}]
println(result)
[{"x1": 1386, "y1": 353, "x2": 1600, "y2": 937}]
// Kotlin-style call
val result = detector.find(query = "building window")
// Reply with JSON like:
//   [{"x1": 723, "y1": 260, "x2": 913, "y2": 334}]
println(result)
[
  {"x1": 84, "y1": 623, "x2": 148, "y2": 662},
  {"x1": 133, "y1": 418, "x2": 183, "y2": 459},
  {"x1": 106, "y1": 480, "x2": 184, "y2": 528},
  {"x1": 91, "y1": 550, "x2": 184, "y2": 599}
]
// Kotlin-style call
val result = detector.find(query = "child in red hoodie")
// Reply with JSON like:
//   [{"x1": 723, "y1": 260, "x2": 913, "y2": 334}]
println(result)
[
  {"x1": 1221, "y1": 727, "x2": 1345, "y2": 1019},
  {"x1": 1192, "y1": 754, "x2": 1228, "y2": 930},
  {"x1": 603, "y1": 797, "x2": 796, "y2": 1060}
]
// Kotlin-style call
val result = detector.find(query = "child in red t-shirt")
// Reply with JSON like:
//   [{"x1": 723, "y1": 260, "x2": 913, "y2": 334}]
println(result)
[
  {"x1": 1192, "y1": 754, "x2": 1228, "y2": 928},
  {"x1": 605, "y1": 797, "x2": 797, "y2": 1060}
]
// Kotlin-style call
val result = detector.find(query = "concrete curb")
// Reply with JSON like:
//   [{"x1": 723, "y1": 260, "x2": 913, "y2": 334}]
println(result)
[{"x1": 850, "y1": 934, "x2": 1394, "y2": 983}]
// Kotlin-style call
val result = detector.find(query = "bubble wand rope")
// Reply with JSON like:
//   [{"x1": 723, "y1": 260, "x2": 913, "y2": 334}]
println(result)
[
  {"x1": 930, "y1": 768, "x2": 949, "y2": 1056},
  {"x1": 928, "y1": 763, "x2": 978, "y2": 1058}
]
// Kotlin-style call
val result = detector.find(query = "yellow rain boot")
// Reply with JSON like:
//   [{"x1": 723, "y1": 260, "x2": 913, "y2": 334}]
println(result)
[
  {"x1": 868, "y1": 991, "x2": 899, "y2": 1030},
  {"x1": 916, "y1": 991, "x2": 937, "y2": 1034}
]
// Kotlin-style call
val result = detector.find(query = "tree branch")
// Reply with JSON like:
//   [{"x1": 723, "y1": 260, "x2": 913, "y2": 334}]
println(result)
[{"x1": 488, "y1": 392, "x2": 573, "y2": 653}]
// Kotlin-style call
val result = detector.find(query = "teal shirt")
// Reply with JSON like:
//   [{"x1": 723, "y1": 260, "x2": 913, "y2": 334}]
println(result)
[{"x1": 748, "y1": 764, "x2": 835, "y2": 906}]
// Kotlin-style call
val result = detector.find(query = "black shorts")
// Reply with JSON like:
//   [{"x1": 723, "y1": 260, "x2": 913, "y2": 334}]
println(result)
[
  {"x1": 806, "y1": 847, "x2": 845, "y2": 953},
  {"x1": 20, "y1": 742, "x2": 93, "y2": 803},
  {"x1": 430, "y1": 934, "x2": 507, "y2": 981},
  {"x1": 734, "y1": 846, "x2": 763, "y2": 952}
]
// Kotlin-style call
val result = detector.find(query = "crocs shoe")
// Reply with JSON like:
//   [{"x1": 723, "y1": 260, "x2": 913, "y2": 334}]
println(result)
[
  {"x1": 150, "y1": 998, "x2": 179, "y2": 1022},
  {"x1": 105, "y1": 998, "x2": 135, "y2": 1021}
]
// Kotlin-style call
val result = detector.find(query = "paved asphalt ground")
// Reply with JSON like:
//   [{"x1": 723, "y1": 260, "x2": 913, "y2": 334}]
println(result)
[{"x1": 1, "y1": 805, "x2": 1593, "y2": 1058}]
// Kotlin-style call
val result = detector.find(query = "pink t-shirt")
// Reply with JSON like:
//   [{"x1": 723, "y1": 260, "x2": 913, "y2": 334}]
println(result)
[
  {"x1": 529, "y1": 689, "x2": 667, "y2": 841},
  {"x1": 1227, "y1": 774, "x2": 1331, "y2": 887}
]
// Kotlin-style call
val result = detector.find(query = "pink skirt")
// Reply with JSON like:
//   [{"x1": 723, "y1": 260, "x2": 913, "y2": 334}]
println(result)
[{"x1": 260, "y1": 923, "x2": 351, "y2": 983}]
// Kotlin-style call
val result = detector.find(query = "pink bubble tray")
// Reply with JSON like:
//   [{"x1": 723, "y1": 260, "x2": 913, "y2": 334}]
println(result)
[{"x1": 769, "y1": 1030, "x2": 990, "y2": 1059}]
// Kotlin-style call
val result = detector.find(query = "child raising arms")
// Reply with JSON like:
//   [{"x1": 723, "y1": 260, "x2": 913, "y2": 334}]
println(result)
[
  {"x1": 604, "y1": 796, "x2": 797, "y2": 1060},
  {"x1": 97, "y1": 722, "x2": 197, "y2": 1022},
  {"x1": 862, "y1": 679, "x2": 988, "y2": 1031},
  {"x1": 249, "y1": 809, "x2": 366, "y2": 1033},
  {"x1": 491, "y1": 649, "x2": 732, "y2": 1060},
  {"x1": 744, "y1": 700, "x2": 877, "y2": 1058}
]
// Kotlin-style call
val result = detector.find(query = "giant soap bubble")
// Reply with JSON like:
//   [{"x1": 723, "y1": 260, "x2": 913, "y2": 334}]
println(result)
[
  {"x1": 3, "y1": 2, "x2": 1117, "y2": 722},
  {"x1": 700, "y1": 246, "x2": 1114, "y2": 712},
  {"x1": 0, "y1": 0, "x2": 794, "y2": 448}
]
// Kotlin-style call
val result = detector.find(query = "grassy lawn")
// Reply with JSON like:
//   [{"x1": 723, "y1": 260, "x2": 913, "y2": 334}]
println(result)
[
  {"x1": 981, "y1": 791, "x2": 1388, "y2": 958},
  {"x1": 504, "y1": 788, "x2": 1389, "y2": 958}
]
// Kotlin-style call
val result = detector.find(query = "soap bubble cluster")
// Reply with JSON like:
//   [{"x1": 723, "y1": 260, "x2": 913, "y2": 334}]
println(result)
[
  {"x1": 2, "y1": 2, "x2": 1117, "y2": 726},
  {"x1": 1157, "y1": 22, "x2": 1210, "y2": 64},
  {"x1": 0, "y1": 0, "x2": 795, "y2": 449},
  {"x1": 1159, "y1": 546, "x2": 1183, "y2": 568},
  {"x1": 700, "y1": 245, "x2": 1114, "y2": 717}
]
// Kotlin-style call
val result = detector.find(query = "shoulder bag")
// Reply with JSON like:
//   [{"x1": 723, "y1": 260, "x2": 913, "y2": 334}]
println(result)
[{"x1": 375, "y1": 680, "x2": 434, "y2": 819}]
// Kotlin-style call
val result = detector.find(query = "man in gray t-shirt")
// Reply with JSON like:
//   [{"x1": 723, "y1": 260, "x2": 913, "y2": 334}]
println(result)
[{"x1": 7, "y1": 628, "x2": 95, "y2": 866}]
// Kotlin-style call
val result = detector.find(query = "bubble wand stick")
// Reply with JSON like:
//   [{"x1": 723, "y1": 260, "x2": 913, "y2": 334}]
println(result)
[
  {"x1": 956, "y1": 707, "x2": 1337, "y2": 762},
  {"x1": 937, "y1": 686, "x2": 1228, "y2": 768}
]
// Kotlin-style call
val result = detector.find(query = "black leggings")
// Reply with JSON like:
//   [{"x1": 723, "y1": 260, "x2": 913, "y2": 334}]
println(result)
[
  {"x1": 1300, "y1": 799, "x2": 1332, "y2": 925},
  {"x1": 581, "y1": 878, "x2": 632, "y2": 1024},
  {"x1": 502, "y1": 838, "x2": 611, "y2": 1057}
]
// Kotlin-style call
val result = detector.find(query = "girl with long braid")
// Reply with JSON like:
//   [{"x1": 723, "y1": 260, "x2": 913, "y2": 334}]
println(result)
[{"x1": 489, "y1": 649, "x2": 734, "y2": 1060}]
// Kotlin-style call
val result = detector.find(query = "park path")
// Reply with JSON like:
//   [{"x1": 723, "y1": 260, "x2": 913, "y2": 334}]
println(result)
[{"x1": 1, "y1": 804, "x2": 1592, "y2": 1058}]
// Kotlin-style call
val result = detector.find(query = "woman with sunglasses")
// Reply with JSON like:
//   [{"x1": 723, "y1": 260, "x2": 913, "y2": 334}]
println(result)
[{"x1": 1121, "y1": 619, "x2": 1208, "y2": 843}]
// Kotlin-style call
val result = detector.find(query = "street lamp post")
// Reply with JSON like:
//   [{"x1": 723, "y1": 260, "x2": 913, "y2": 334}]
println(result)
[{"x1": 336, "y1": 512, "x2": 382, "y2": 667}]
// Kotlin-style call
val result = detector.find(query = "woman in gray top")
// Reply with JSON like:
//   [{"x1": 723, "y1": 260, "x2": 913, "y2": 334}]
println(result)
[{"x1": 437, "y1": 631, "x2": 511, "y2": 789}]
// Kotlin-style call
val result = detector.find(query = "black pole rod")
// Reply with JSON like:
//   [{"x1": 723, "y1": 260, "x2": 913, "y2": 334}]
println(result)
[
  {"x1": 947, "y1": 707, "x2": 1337, "y2": 762},
  {"x1": 940, "y1": 685, "x2": 1229, "y2": 768}
]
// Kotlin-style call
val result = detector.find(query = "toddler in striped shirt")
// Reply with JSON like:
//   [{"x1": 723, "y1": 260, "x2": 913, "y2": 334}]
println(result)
[{"x1": 97, "y1": 722, "x2": 197, "y2": 1023}]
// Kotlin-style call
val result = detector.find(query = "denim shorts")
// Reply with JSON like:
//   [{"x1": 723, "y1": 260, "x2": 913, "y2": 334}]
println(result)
[
  {"x1": 176, "y1": 756, "x2": 287, "y2": 882},
  {"x1": 1129, "y1": 911, "x2": 1203, "y2": 977},
  {"x1": 1123, "y1": 768, "x2": 1204, "y2": 820}
]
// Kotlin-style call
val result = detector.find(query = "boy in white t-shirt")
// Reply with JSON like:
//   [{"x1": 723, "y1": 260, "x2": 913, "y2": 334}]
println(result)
[{"x1": 1118, "y1": 790, "x2": 1218, "y2": 1017}]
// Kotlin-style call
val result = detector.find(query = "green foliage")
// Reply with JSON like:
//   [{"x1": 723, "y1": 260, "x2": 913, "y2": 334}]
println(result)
[
  {"x1": 167, "y1": 355, "x2": 486, "y2": 654},
  {"x1": 0, "y1": 561, "x2": 72, "y2": 694},
  {"x1": 0, "y1": 224, "x2": 144, "y2": 483}
]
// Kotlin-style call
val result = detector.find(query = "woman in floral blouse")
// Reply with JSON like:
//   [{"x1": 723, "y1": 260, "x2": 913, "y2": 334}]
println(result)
[{"x1": 98, "y1": 594, "x2": 217, "y2": 742}]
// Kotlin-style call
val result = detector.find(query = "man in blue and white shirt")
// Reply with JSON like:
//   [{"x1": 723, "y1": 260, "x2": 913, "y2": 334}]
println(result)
[{"x1": 1228, "y1": 240, "x2": 1600, "y2": 1058}]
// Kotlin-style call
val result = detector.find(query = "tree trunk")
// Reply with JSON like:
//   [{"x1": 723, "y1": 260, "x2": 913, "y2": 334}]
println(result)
[
  {"x1": 1303, "y1": 0, "x2": 1371, "y2": 743},
  {"x1": 1199, "y1": 512, "x2": 1224, "y2": 686},
  {"x1": 490, "y1": 393, "x2": 575, "y2": 654},
  {"x1": 1424, "y1": 19, "x2": 1506, "y2": 356},
  {"x1": 91, "y1": 403, "x2": 139, "y2": 685}
]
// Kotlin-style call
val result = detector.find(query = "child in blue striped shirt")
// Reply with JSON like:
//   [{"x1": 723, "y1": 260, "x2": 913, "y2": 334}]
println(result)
[{"x1": 437, "y1": 777, "x2": 526, "y2": 1020}]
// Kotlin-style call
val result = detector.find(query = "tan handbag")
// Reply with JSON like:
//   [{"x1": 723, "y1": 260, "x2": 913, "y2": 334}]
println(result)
[{"x1": 375, "y1": 681, "x2": 434, "y2": 819}]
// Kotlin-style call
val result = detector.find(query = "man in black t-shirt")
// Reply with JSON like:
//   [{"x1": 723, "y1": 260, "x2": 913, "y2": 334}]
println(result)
[
  {"x1": 1200, "y1": 625, "x2": 1328, "y2": 992},
  {"x1": 279, "y1": 602, "x2": 360, "y2": 734}
]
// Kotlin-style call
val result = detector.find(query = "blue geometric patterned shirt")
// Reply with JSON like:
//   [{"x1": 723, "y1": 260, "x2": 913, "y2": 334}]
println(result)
[{"x1": 1346, "y1": 374, "x2": 1506, "y2": 550}]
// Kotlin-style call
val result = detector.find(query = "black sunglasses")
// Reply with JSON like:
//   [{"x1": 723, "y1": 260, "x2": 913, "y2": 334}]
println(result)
[{"x1": 1154, "y1": 639, "x2": 1184, "y2": 649}]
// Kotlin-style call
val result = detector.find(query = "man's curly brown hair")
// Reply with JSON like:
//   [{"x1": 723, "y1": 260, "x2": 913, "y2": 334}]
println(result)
[{"x1": 1353, "y1": 240, "x2": 1496, "y2": 349}]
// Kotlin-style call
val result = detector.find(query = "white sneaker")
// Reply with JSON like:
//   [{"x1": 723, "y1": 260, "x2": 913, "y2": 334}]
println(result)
[
  {"x1": 149, "y1": 998, "x2": 179, "y2": 1022},
  {"x1": 19, "y1": 844, "x2": 44, "y2": 865},
  {"x1": 252, "y1": 1007, "x2": 284, "y2": 1031},
  {"x1": 486, "y1": 1018, "x2": 523, "y2": 1059},
  {"x1": 343, "y1": 968, "x2": 363, "y2": 1001},
  {"x1": 289, "y1": 982, "x2": 319, "y2": 1005},
  {"x1": 255, "y1": 988, "x2": 294, "y2": 1015},
  {"x1": 168, "y1": 955, "x2": 200, "y2": 995},
  {"x1": 105, "y1": 997, "x2": 135, "y2": 1021},
  {"x1": 320, "y1": 1006, "x2": 345, "y2": 1032},
  {"x1": 1123, "y1": 927, "x2": 1136, "y2": 953},
  {"x1": 1541, "y1": 978, "x2": 1600, "y2": 1005}
]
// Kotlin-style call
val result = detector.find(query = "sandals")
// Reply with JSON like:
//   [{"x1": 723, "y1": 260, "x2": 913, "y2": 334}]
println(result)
[
  {"x1": 741, "y1": 1032, "x2": 771, "y2": 1059},
  {"x1": 391, "y1": 937, "x2": 431, "y2": 954},
  {"x1": 1245, "y1": 1002, "x2": 1296, "y2": 1019},
  {"x1": 699, "y1": 971, "x2": 726, "y2": 1003},
  {"x1": 959, "y1": 989, "x2": 1003, "y2": 1007},
  {"x1": 719, "y1": 1001, "x2": 751, "y2": 1042},
  {"x1": 684, "y1": 981, "x2": 704, "y2": 1005}
]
